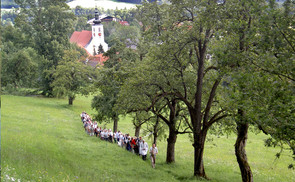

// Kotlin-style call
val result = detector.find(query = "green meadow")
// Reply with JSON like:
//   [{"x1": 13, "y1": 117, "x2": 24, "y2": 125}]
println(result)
[{"x1": 1, "y1": 95, "x2": 294, "y2": 181}]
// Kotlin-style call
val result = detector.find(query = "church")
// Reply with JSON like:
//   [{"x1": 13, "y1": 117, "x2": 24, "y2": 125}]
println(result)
[{"x1": 70, "y1": 8, "x2": 109, "y2": 66}]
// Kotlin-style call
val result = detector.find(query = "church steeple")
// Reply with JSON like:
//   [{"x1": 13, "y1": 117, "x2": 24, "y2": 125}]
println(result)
[
  {"x1": 89, "y1": 6, "x2": 108, "y2": 55},
  {"x1": 93, "y1": 8, "x2": 101, "y2": 25}
]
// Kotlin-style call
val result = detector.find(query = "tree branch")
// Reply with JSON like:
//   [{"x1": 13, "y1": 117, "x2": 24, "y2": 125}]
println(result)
[
  {"x1": 208, "y1": 109, "x2": 225, "y2": 124},
  {"x1": 152, "y1": 109, "x2": 170, "y2": 126},
  {"x1": 207, "y1": 114, "x2": 229, "y2": 127},
  {"x1": 203, "y1": 78, "x2": 222, "y2": 125},
  {"x1": 274, "y1": 21, "x2": 295, "y2": 53},
  {"x1": 176, "y1": 127, "x2": 193, "y2": 134},
  {"x1": 251, "y1": 60, "x2": 295, "y2": 82},
  {"x1": 204, "y1": 66, "x2": 218, "y2": 76}
]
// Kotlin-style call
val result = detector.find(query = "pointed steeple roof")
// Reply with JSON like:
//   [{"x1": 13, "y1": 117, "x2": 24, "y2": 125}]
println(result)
[{"x1": 93, "y1": 8, "x2": 101, "y2": 25}]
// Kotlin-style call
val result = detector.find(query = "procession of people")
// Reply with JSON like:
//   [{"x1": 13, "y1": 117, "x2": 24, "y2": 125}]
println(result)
[{"x1": 80, "y1": 111, "x2": 158, "y2": 168}]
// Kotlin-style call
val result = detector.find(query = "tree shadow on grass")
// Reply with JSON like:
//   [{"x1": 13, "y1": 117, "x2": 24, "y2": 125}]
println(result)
[
  {"x1": 33, "y1": 100, "x2": 73, "y2": 111},
  {"x1": 176, "y1": 176, "x2": 209, "y2": 181},
  {"x1": 155, "y1": 162, "x2": 210, "y2": 181}
]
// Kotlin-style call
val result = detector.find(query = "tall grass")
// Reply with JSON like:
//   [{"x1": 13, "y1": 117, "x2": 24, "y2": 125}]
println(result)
[{"x1": 1, "y1": 95, "x2": 294, "y2": 181}]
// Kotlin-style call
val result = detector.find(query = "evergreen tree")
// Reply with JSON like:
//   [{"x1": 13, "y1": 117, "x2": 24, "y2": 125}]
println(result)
[{"x1": 98, "y1": 44, "x2": 104, "y2": 54}]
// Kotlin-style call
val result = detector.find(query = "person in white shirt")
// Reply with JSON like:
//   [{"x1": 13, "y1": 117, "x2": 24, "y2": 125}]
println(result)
[
  {"x1": 90, "y1": 124, "x2": 94, "y2": 136},
  {"x1": 149, "y1": 143, "x2": 158, "y2": 168},
  {"x1": 100, "y1": 130, "x2": 105, "y2": 140},
  {"x1": 120, "y1": 133, "x2": 124, "y2": 147},
  {"x1": 138, "y1": 137, "x2": 143, "y2": 156},
  {"x1": 93, "y1": 122, "x2": 97, "y2": 130},
  {"x1": 115, "y1": 131, "x2": 120, "y2": 142},
  {"x1": 104, "y1": 129, "x2": 109, "y2": 141},
  {"x1": 140, "y1": 139, "x2": 148, "y2": 160}
]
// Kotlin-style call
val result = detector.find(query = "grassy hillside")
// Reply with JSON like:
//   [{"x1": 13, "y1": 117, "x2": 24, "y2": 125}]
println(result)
[{"x1": 1, "y1": 95, "x2": 294, "y2": 181}]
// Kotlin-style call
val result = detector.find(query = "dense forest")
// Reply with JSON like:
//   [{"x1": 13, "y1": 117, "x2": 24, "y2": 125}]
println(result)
[
  {"x1": 116, "y1": 0, "x2": 156, "y2": 4},
  {"x1": 1, "y1": 0, "x2": 75, "y2": 8}
]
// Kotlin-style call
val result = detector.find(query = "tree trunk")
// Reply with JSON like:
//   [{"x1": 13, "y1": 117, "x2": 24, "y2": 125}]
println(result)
[
  {"x1": 166, "y1": 129, "x2": 177, "y2": 163},
  {"x1": 68, "y1": 96, "x2": 74, "y2": 105},
  {"x1": 113, "y1": 117, "x2": 118, "y2": 132},
  {"x1": 135, "y1": 124, "x2": 141, "y2": 137},
  {"x1": 193, "y1": 131, "x2": 208, "y2": 179},
  {"x1": 235, "y1": 112, "x2": 253, "y2": 182},
  {"x1": 153, "y1": 132, "x2": 158, "y2": 146}
]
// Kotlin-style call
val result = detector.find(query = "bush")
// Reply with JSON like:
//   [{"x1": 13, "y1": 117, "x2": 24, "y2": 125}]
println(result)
[{"x1": 2, "y1": 85, "x2": 42, "y2": 96}]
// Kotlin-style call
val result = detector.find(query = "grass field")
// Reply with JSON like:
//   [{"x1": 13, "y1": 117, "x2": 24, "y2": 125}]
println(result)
[{"x1": 1, "y1": 95, "x2": 294, "y2": 181}]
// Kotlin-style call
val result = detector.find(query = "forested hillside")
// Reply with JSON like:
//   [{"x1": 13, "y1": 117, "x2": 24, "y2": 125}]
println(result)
[
  {"x1": 1, "y1": 0, "x2": 75, "y2": 8},
  {"x1": 115, "y1": 0, "x2": 156, "y2": 4},
  {"x1": 1, "y1": 0, "x2": 18, "y2": 8}
]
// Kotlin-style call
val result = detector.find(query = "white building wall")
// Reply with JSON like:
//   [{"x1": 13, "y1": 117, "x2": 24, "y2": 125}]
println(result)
[{"x1": 86, "y1": 24, "x2": 108, "y2": 55}]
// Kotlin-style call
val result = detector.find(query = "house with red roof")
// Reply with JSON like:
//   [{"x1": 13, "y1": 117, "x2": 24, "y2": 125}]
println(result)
[
  {"x1": 119, "y1": 21, "x2": 130, "y2": 26},
  {"x1": 70, "y1": 8, "x2": 109, "y2": 67},
  {"x1": 85, "y1": 54, "x2": 109, "y2": 67},
  {"x1": 70, "y1": 9, "x2": 130, "y2": 67},
  {"x1": 70, "y1": 30, "x2": 93, "y2": 55}
]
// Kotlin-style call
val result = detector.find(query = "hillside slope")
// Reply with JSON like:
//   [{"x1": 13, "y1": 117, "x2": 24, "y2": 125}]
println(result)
[{"x1": 1, "y1": 95, "x2": 294, "y2": 181}]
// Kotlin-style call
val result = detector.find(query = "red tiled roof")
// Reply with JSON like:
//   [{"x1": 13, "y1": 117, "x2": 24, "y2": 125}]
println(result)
[
  {"x1": 87, "y1": 60, "x2": 100, "y2": 68},
  {"x1": 70, "y1": 30, "x2": 92, "y2": 47},
  {"x1": 86, "y1": 53, "x2": 108, "y2": 67},
  {"x1": 93, "y1": 53, "x2": 108, "y2": 65},
  {"x1": 119, "y1": 21, "x2": 129, "y2": 26}
]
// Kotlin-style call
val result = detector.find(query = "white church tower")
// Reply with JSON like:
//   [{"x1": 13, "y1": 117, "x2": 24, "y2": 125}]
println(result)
[{"x1": 86, "y1": 8, "x2": 108, "y2": 55}]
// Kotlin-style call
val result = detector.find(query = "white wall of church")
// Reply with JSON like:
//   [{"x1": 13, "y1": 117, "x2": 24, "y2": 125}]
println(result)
[{"x1": 86, "y1": 24, "x2": 108, "y2": 55}]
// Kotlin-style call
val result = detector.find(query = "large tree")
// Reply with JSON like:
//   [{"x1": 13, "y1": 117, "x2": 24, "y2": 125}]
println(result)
[
  {"x1": 249, "y1": 0, "x2": 295, "y2": 168},
  {"x1": 150, "y1": 0, "x2": 229, "y2": 177},
  {"x1": 118, "y1": 61, "x2": 193, "y2": 163},
  {"x1": 1, "y1": 24, "x2": 41, "y2": 88},
  {"x1": 212, "y1": 1, "x2": 264, "y2": 181},
  {"x1": 1, "y1": 48, "x2": 40, "y2": 88},
  {"x1": 51, "y1": 48, "x2": 95, "y2": 105},
  {"x1": 92, "y1": 39, "x2": 138, "y2": 132},
  {"x1": 118, "y1": 1, "x2": 227, "y2": 176},
  {"x1": 213, "y1": 1, "x2": 295, "y2": 181},
  {"x1": 14, "y1": 0, "x2": 76, "y2": 96}
]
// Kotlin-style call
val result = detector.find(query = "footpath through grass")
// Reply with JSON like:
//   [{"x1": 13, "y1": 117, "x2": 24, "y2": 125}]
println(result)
[{"x1": 1, "y1": 95, "x2": 295, "y2": 181}]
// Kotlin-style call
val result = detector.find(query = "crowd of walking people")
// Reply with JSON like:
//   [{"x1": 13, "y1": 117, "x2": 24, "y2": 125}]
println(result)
[{"x1": 80, "y1": 111, "x2": 158, "y2": 168}]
